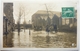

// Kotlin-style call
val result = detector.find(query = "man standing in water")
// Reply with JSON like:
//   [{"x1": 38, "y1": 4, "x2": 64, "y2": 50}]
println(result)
[
  {"x1": 53, "y1": 24, "x2": 57, "y2": 33},
  {"x1": 46, "y1": 25, "x2": 50, "y2": 35}
]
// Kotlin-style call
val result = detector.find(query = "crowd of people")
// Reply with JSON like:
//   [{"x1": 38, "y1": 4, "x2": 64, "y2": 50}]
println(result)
[{"x1": 34, "y1": 24, "x2": 58, "y2": 34}]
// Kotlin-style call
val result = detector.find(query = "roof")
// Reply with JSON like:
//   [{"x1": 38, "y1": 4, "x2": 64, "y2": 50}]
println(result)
[{"x1": 34, "y1": 10, "x2": 61, "y2": 17}]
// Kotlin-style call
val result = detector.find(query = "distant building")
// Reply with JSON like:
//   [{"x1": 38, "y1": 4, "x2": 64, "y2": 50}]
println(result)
[
  {"x1": 52, "y1": 14, "x2": 59, "y2": 27},
  {"x1": 32, "y1": 10, "x2": 60, "y2": 29},
  {"x1": 61, "y1": 10, "x2": 77, "y2": 27},
  {"x1": 32, "y1": 10, "x2": 77, "y2": 30},
  {"x1": 59, "y1": 16, "x2": 62, "y2": 26}
]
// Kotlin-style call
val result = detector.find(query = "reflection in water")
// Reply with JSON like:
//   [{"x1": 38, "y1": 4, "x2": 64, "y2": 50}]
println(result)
[
  {"x1": 12, "y1": 29, "x2": 76, "y2": 48},
  {"x1": 46, "y1": 35, "x2": 50, "y2": 43},
  {"x1": 13, "y1": 29, "x2": 33, "y2": 48},
  {"x1": 46, "y1": 34, "x2": 50, "y2": 47},
  {"x1": 18, "y1": 34, "x2": 20, "y2": 47}
]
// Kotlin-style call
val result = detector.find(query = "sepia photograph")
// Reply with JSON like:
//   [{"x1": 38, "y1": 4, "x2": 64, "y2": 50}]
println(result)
[
  {"x1": 1, "y1": 50, "x2": 78, "y2": 51},
  {"x1": 3, "y1": 0, "x2": 78, "y2": 48}
]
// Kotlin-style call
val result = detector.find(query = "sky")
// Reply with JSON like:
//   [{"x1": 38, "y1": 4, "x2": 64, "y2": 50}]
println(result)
[
  {"x1": 2, "y1": 50, "x2": 78, "y2": 51},
  {"x1": 13, "y1": 0, "x2": 79, "y2": 24}
]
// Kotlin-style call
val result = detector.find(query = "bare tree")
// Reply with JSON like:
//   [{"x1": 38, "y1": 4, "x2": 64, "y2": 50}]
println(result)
[
  {"x1": 14, "y1": 3, "x2": 30, "y2": 35},
  {"x1": 17, "y1": 4, "x2": 24, "y2": 35},
  {"x1": 23, "y1": 6, "x2": 30, "y2": 32}
]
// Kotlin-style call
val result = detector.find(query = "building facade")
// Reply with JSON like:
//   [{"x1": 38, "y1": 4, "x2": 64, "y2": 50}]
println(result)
[
  {"x1": 32, "y1": 10, "x2": 60, "y2": 30},
  {"x1": 32, "y1": 10, "x2": 77, "y2": 31},
  {"x1": 3, "y1": 3, "x2": 15, "y2": 34}
]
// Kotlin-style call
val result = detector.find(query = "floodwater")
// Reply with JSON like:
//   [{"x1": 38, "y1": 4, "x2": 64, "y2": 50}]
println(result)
[
  {"x1": 12, "y1": 29, "x2": 32, "y2": 48},
  {"x1": 12, "y1": 29, "x2": 77, "y2": 48}
]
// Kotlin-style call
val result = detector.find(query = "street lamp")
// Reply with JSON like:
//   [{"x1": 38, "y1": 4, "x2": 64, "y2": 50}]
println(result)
[
  {"x1": 18, "y1": 21, "x2": 20, "y2": 35},
  {"x1": 41, "y1": 16, "x2": 44, "y2": 30},
  {"x1": 29, "y1": 20, "x2": 30, "y2": 35}
]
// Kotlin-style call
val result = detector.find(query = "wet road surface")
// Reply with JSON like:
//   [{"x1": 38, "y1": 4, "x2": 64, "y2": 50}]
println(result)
[
  {"x1": 12, "y1": 29, "x2": 77, "y2": 48},
  {"x1": 13, "y1": 29, "x2": 32, "y2": 48}
]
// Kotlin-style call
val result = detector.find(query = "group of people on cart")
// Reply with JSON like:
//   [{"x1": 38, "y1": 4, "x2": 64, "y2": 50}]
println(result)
[
  {"x1": 33, "y1": 23, "x2": 58, "y2": 33},
  {"x1": 46, "y1": 23, "x2": 58, "y2": 33}
]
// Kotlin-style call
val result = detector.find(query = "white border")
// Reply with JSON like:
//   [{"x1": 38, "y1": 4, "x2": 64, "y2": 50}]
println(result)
[{"x1": 0, "y1": 0, "x2": 79, "y2": 51}]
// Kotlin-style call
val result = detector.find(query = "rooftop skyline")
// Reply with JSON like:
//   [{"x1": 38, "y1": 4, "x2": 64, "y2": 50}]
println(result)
[{"x1": 13, "y1": 0, "x2": 78, "y2": 24}]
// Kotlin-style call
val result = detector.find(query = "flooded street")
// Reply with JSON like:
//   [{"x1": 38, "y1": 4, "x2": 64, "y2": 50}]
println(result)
[
  {"x1": 13, "y1": 29, "x2": 33, "y2": 48},
  {"x1": 3, "y1": 1, "x2": 77, "y2": 48},
  {"x1": 12, "y1": 29, "x2": 77, "y2": 48}
]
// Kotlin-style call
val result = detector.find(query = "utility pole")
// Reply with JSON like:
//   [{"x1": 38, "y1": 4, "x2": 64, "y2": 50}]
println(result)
[
  {"x1": 45, "y1": 4, "x2": 50, "y2": 35},
  {"x1": 18, "y1": 7, "x2": 22, "y2": 35},
  {"x1": 24, "y1": 11, "x2": 25, "y2": 32},
  {"x1": 18, "y1": 19, "x2": 20, "y2": 35},
  {"x1": 29, "y1": 20, "x2": 30, "y2": 35},
  {"x1": 45, "y1": 4, "x2": 49, "y2": 19}
]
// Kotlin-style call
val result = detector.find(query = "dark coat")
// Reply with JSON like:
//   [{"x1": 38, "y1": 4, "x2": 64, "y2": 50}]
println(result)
[
  {"x1": 46, "y1": 27, "x2": 50, "y2": 32},
  {"x1": 54, "y1": 25, "x2": 57, "y2": 31}
]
